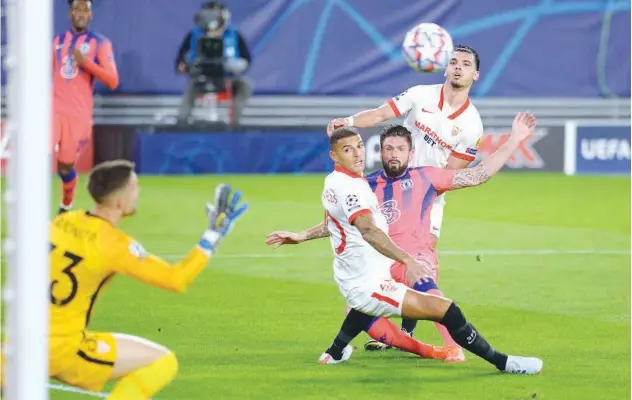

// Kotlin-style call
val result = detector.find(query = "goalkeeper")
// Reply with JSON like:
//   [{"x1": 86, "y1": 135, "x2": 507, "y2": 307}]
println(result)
[{"x1": 47, "y1": 160, "x2": 248, "y2": 399}]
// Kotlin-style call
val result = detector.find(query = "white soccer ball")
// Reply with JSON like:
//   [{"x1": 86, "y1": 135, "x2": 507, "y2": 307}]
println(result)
[{"x1": 402, "y1": 22, "x2": 454, "y2": 73}]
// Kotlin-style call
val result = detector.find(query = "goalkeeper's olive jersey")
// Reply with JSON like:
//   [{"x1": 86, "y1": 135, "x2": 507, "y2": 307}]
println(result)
[{"x1": 49, "y1": 210, "x2": 209, "y2": 336}]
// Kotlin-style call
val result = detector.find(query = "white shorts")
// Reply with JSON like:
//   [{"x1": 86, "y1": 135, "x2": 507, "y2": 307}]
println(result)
[
  {"x1": 429, "y1": 194, "x2": 446, "y2": 239},
  {"x1": 345, "y1": 279, "x2": 409, "y2": 318}
]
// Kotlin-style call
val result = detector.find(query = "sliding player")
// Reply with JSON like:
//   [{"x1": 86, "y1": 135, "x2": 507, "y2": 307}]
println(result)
[
  {"x1": 53, "y1": 0, "x2": 119, "y2": 214},
  {"x1": 325, "y1": 46, "x2": 483, "y2": 354},
  {"x1": 48, "y1": 160, "x2": 248, "y2": 399},
  {"x1": 267, "y1": 127, "x2": 470, "y2": 362}
]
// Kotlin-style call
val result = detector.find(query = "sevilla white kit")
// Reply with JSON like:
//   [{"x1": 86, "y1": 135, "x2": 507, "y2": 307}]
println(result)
[
  {"x1": 387, "y1": 84, "x2": 484, "y2": 238},
  {"x1": 322, "y1": 165, "x2": 409, "y2": 318}
]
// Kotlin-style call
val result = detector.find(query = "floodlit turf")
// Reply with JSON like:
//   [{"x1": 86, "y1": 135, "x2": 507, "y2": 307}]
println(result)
[{"x1": 6, "y1": 172, "x2": 631, "y2": 399}]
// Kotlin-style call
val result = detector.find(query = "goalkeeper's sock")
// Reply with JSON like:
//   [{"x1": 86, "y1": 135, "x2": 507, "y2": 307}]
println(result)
[
  {"x1": 107, "y1": 352, "x2": 178, "y2": 400},
  {"x1": 365, "y1": 317, "x2": 440, "y2": 359},
  {"x1": 58, "y1": 168, "x2": 77, "y2": 210}
]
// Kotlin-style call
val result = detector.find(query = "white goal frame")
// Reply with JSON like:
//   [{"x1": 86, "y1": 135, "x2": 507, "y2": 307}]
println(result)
[{"x1": 2, "y1": 0, "x2": 52, "y2": 398}]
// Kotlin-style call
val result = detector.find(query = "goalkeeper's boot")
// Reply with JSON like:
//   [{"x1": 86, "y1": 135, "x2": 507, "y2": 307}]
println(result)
[
  {"x1": 501, "y1": 356, "x2": 543, "y2": 375},
  {"x1": 318, "y1": 345, "x2": 353, "y2": 365}
]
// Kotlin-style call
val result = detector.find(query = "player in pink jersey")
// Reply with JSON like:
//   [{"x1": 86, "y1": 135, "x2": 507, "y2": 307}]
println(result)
[
  {"x1": 362, "y1": 126, "x2": 464, "y2": 360},
  {"x1": 53, "y1": 0, "x2": 119, "y2": 214}
]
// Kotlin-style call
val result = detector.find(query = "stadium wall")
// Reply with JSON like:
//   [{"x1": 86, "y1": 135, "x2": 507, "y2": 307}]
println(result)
[
  {"x1": 128, "y1": 123, "x2": 568, "y2": 175},
  {"x1": 29, "y1": 118, "x2": 624, "y2": 176}
]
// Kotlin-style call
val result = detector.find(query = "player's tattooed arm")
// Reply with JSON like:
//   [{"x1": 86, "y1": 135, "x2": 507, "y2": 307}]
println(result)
[
  {"x1": 444, "y1": 113, "x2": 537, "y2": 191},
  {"x1": 450, "y1": 166, "x2": 492, "y2": 190},
  {"x1": 352, "y1": 213, "x2": 414, "y2": 265},
  {"x1": 303, "y1": 221, "x2": 330, "y2": 241}
]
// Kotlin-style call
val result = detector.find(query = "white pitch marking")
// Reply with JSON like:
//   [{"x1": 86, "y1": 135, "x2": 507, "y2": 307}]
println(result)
[{"x1": 160, "y1": 249, "x2": 630, "y2": 260}]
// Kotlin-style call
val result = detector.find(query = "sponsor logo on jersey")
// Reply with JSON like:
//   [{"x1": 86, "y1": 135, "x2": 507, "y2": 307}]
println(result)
[
  {"x1": 379, "y1": 199, "x2": 401, "y2": 225},
  {"x1": 465, "y1": 147, "x2": 477, "y2": 155},
  {"x1": 415, "y1": 120, "x2": 454, "y2": 150},
  {"x1": 60, "y1": 55, "x2": 79, "y2": 79},
  {"x1": 380, "y1": 281, "x2": 398, "y2": 293},
  {"x1": 322, "y1": 189, "x2": 338, "y2": 205}
]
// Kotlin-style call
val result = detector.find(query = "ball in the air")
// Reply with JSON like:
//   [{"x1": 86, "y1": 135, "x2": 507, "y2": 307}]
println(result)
[{"x1": 402, "y1": 22, "x2": 454, "y2": 73}]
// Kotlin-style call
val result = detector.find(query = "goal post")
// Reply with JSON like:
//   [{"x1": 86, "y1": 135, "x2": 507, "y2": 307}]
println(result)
[{"x1": 3, "y1": 0, "x2": 53, "y2": 398}]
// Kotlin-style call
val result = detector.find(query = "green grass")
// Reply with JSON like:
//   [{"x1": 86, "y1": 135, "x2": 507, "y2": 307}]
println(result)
[{"x1": 8, "y1": 172, "x2": 632, "y2": 399}]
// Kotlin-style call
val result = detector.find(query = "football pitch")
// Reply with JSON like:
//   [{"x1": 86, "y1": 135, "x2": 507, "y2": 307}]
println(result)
[{"x1": 12, "y1": 172, "x2": 631, "y2": 399}]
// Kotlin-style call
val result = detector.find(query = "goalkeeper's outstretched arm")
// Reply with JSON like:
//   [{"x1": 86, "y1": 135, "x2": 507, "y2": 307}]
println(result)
[
  {"x1": 104, "y1": 233, "x2": 219, "y2": 293},
  {"x1": 105, "y1": 184, "x2": 248, "y2": 293}
]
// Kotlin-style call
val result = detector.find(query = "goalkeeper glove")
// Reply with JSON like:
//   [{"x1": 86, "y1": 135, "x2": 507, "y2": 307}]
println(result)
[{"x1": 198, "y1": 183, "x2": 248, "y2": 255}]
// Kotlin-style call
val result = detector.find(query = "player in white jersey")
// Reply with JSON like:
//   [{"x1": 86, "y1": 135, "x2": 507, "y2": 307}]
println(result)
[
  {"x1": 322, "y1": 165, "x2": 393, "y2": 303},
  {"x1": 326, "y1": 45, "x2": 483, "y2": 346},
  {"x1": 322, "y1": 153, "x2": 415, "y2": 315},
  {"x1": 304, "y1": 125, "x2": 542, "y2": 375}
]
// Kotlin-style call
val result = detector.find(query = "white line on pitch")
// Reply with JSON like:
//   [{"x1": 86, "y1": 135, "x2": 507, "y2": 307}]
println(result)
[
  {"x1": 48, "y1": 383, "x2": 109, "y2": 398},
  {"x1": 48, "y1": 383, "x2": 155, "y2": 399},
  {"x1": 160, "y1": 249, "x2": 630, "y2": 260}
]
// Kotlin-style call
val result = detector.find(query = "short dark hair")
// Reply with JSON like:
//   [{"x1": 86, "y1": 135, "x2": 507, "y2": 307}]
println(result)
[
  {"x1": 68, "y1": 0, "x2": 92, "y2": 7},
  {"x1": 380, "y1": 125, "x2": 412, "y2": 149},
  {"x1": 330, "y1": 127, "x2": 360, "y2": 146},
  {"x1": 87, "y1": 160, "x2": 135, "y2": 204},
  {"x1": 454, "y1": 44, "x2": 480, "y2": 71}
]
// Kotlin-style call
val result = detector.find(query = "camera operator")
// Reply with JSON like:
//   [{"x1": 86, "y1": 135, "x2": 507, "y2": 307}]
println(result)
[{"x1": 175, "y1": 1, "x2": 252, "y2": 125}]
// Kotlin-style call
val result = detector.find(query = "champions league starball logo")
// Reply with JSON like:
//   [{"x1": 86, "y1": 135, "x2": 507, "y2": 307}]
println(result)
[{"x1": 380, "y1": 199, "x2": 401, "y2": 224}]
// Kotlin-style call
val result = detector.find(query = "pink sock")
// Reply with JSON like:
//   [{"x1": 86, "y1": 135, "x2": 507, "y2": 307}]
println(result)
[
  {"x1": 428, "y1": 288, "x2": 458, "y2": 347},
  {"x1": 366, "y1": 317, "x2": 439, "y2": 358}
]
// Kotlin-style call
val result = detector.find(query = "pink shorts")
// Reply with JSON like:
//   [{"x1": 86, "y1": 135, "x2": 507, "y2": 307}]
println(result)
[
  {"x1": 390, "y1": 251, "x2": 439, "y2": 287},
  {"x1": 52, "y1": 113, "x2": 92, "y2": 164}
]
